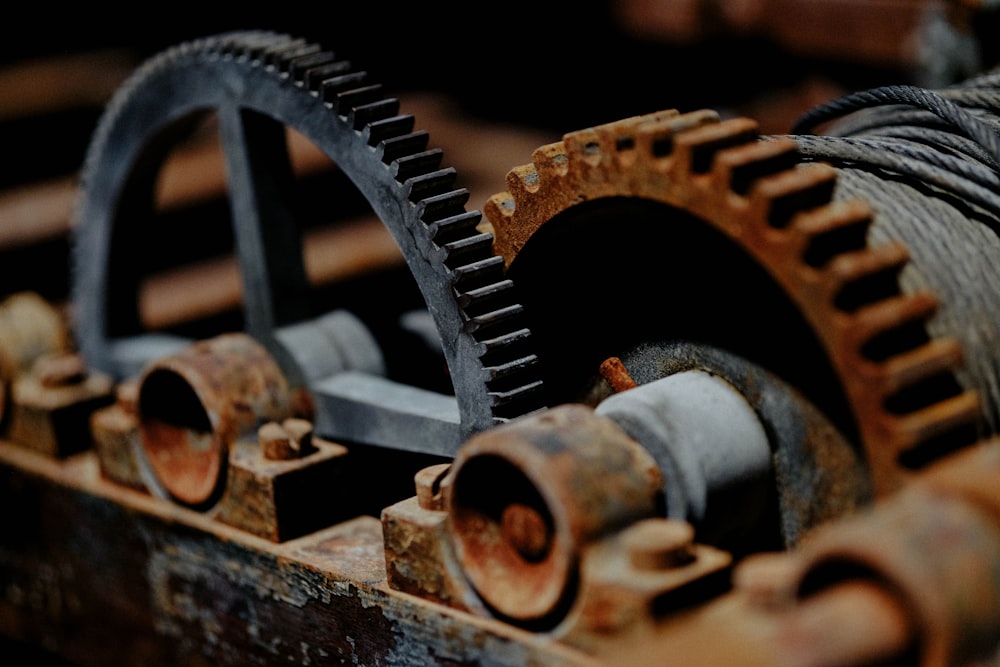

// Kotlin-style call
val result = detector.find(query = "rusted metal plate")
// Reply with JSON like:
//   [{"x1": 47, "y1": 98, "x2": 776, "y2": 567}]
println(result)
[
  {"x1": 0, "y1": 442, "x2": 598, "y2": 666},
  {"x1": 6, "y1": 357, "x2": 115, "y2": 459},
  {"x1": 215, "y1": 436, "x2": 351, "y2": 543}
]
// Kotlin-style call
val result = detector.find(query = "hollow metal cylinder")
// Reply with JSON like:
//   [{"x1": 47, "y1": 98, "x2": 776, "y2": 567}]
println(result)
[
  {"x1": 789, "y1": 483, "x2": 1000, "y2": 667},
  {"x1": 137, "y1": 332, "x2": 293, "y2": 508},
  {"x1": 444, "y1": 404, "x2": 664, "y2": 627}
]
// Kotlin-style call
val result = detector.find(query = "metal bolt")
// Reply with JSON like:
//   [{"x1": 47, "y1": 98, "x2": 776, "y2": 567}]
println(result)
[
  {"x1": 260, "y1": 421, "x2": 297, "y2": 461},
  {"x1": 282, "y1": 417, "x2": 314, "y2": 455},
  {"x1": 623, "y1": 518, "x2": 695, "y2": 570},
  {"x1": 732, "y1": 551, "x2": 801, "y2": 610},
  {"x1": 599, "y1": 356, "x2": 637, "y2": 393},
  {"x1": 116, "y1": 379, "x2": 139, "y2": 416},
  {"x1": 501, "y1": 502, "x2": 552, "y2": 563},
  {"x1": 36, "y1": 352, "x2": 87, "y2": 388},
  {"x1": 414, "y1": 463, "x2": 450, "y2": 511}
]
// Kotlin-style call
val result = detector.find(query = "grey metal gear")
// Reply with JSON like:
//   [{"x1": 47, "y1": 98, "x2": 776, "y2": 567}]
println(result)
[{"x1": 71, "y1": 30, "x2": 545, "y2": 450}]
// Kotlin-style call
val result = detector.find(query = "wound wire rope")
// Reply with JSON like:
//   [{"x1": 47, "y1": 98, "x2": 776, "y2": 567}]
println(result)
[{"x1": 771, "y1": 68, "x2": 1000, "y2": 439}]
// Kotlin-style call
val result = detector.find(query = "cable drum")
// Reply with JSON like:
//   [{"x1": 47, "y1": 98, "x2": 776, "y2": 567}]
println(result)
[{"x1": 786, "y1": 72, "x2": 1000, "y2": 458}]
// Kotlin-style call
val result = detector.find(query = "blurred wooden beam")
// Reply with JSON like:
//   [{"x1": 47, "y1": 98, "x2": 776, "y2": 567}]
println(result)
[{"x1": 0, "y1": 49, "x2": 137, "y2": 122}]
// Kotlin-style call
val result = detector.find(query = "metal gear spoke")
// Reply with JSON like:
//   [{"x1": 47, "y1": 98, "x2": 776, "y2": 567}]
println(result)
[{"x1": 217, "y1": 103, "x2": 311, "y2": 344}]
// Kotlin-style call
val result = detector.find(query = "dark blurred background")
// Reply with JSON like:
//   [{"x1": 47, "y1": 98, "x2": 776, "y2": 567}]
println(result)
[
  {"x1": 3, "y1": 1, "x2": 998, "y2": 179},
  {"x1": 0, "y1": 0, "x2": 996, "y2": 313}
]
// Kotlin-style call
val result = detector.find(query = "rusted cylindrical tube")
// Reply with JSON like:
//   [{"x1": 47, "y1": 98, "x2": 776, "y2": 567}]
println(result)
[
  {"x1": 443, "y1": 404, "x2": 664, "y2": 627},
  {"x1": 137, "y1": 332, "x2": 293, "y2": 508},
  {"x1": 778, "y1": 480, "x2": 1000, "y2": 666},
  {"x1": 773, "y1": 580, "x2": 915, "y2": 667}
]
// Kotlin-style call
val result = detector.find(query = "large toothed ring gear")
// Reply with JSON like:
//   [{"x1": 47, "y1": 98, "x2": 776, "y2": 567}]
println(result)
[
  {"x1": 484, "y1": 110, "x2": 981, "y2": 505},
  {"x1": 71, "y1": 31, "x2": 547, "y2": 453}
]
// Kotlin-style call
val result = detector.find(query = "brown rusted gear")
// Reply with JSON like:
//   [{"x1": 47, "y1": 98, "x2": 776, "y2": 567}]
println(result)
[{"x1": 483, "y1": 108, "x2": 982, "y2": 497}]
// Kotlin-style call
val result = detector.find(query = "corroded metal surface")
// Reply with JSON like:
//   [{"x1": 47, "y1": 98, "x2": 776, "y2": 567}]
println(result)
[
  {"x1": 90, "y1": 379, "x2": 145, "y2": 490},
  {"x1": 556, "y1": 517, "x2": 731, "y2": 653},
  {"x1": 602, "y1": 445, "x2": 1000, "y2": 667},
  {"x1": 0, "y1": 442, "x2": 599, "y2": 667},
  {"x1": 6, "y1": 352, "x2": 115, "y2": 458},
  {"x1": 215, "y1": 432, "x2": 350, "y2": 542},
  {"x1": 443, "y1": 404, "x2": 664, "y2": 628},
  {"x1": 484, "y1": 110, "x2": 981, "y2": 497},
  {"x1": 137, "y1": 332, "x2": 296, "y2": 509}
]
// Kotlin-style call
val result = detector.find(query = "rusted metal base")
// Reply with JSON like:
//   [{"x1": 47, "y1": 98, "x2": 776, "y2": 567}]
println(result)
[
  {"x1": 6, "y1": 374, "x2": 115, "y2": 459},
  {"x1": 0, "y1": 442, "x2": 596, "y2": 666}
]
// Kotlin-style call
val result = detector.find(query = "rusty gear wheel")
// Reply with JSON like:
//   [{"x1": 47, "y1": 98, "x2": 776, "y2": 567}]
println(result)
[
  {"x1": 71, "y1": 30, "x2": 545, "y2": 447},
  {"x1": 484, "y1": 109, "x2": 982, "y2": 497}
]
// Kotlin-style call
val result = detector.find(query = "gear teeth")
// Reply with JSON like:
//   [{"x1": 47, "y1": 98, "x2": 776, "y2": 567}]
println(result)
[
  {"x1": 894, "y1": 397, "x2": 982, "y2": 473},
  {"x1": 467, "y1": 304, "x2": 524, "y2": 336},
  {"x1": 335, "y1": 84, "x2": 383, "y2": 116},
  {"x1": 483, "y1": 353, "x2": 538, "y2": 380},
  {"x1": 506, "y1": 164, "x2": 542, "y2": 198},
  {"x1": 596, "y1": 109, "x2": 683, "y2": 155},
  {"x1": 303, "y1": 61, "x2": 354, "y2": 92},
  {"x1": 829, "y1": 244, "x2": 909, "y2": 312},
  {"x1": 878, "y1": 339, "x2": 971, "y2": 446},
  {"x1": 489, "y1": 380, "x2": 546, "y2": 418},
  {"x1": 393, "y1": 149, "x2": 444, "y2": 183},
  {"x1": 350, "y1": 98, "x2": 399, "y2": 131},
  {"x1": 675, "y1": 117, "x2": 760, "y2": 174},
  {"x1": 716, "y1": 136, "x2": 801, "y2": 195},
  {"x1": 405, "y1": 169, "x2": 457, "y2": 203},
  {"x1": 335, "y1": 84, "x2": 383, "y2": 118},
  {"x1": 442, "y1": 233, "x2": 494, "y2": 269},
  {"x1": 466, "y1": 303, "x2": 525, "y2": 340},
  {"x1": 262, "y1": 38, "x2": 312, "y2": 67},
  {"x1": 894, "y1": 391, "x2": 983, "y2": 461},
  {"x1": 457, "y1": 280, "x2": 515, "y2": 314},
  {"x1": 274, "y1": 44, "x2": 324, "y2": 73},
  {"x1": 381, "y1": 131, "x2": 431, "y2": 165},
  {"x1": 478, "y1": 327, "x2": 534, "y2": 359},
  {"x1": 288, "y1": 51, "x2": 337, "y2": 83},
  {"x1": 850, "y1": 292, "x2": 939, "y2": 363},
  {"x1": 222, "y1": 32, "x2": 291, "y2": 60},
  {"x1": 452, "y1": 256, "x2": 505, "y2": 291},
  {"x1": 530, "y1": 143, "x2": 570, "y2": 177},
  {"x1": 320, "y1": 72, "x2": 368, "y2": 106},
  {"x1": 486, "y1": 109, "x2": 723, "y2": 266},
  {"x1": 483, "y1": 191, "x2": 516, "y2": 229},
  {"x1": 484, "y1": 104, "x2": 982, "y2": 492},
  {"x1": 559, "y1": 109, "x2": 707, "y2": 167},
  {"x1": 633, "y1": 109, "x2": 720, "y2": 158},
  {"x1": 883, "y1": 338, "x2": 966, "y2": 395},
  {"x1": 483, "y1": 355, "x2": 540, "y2": 395},
  {"x1": 76, "y1": 30, "x2": 548, "y2": 442},
  {"x1": 797, "y1": 200, "x2": 874, "y2": 268},
  {"x1": 426, "y1": 210, "x2": 481, "y2": 244},
  {"x1": 367, "y1": 114, "x2": 416, "y2": 147},
  {"x1": 417, "y1": 189, "x2": 470, "y2": 223},
  {"x1": 751, "y1": 163, "x2": 839, "y2": 228}
]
